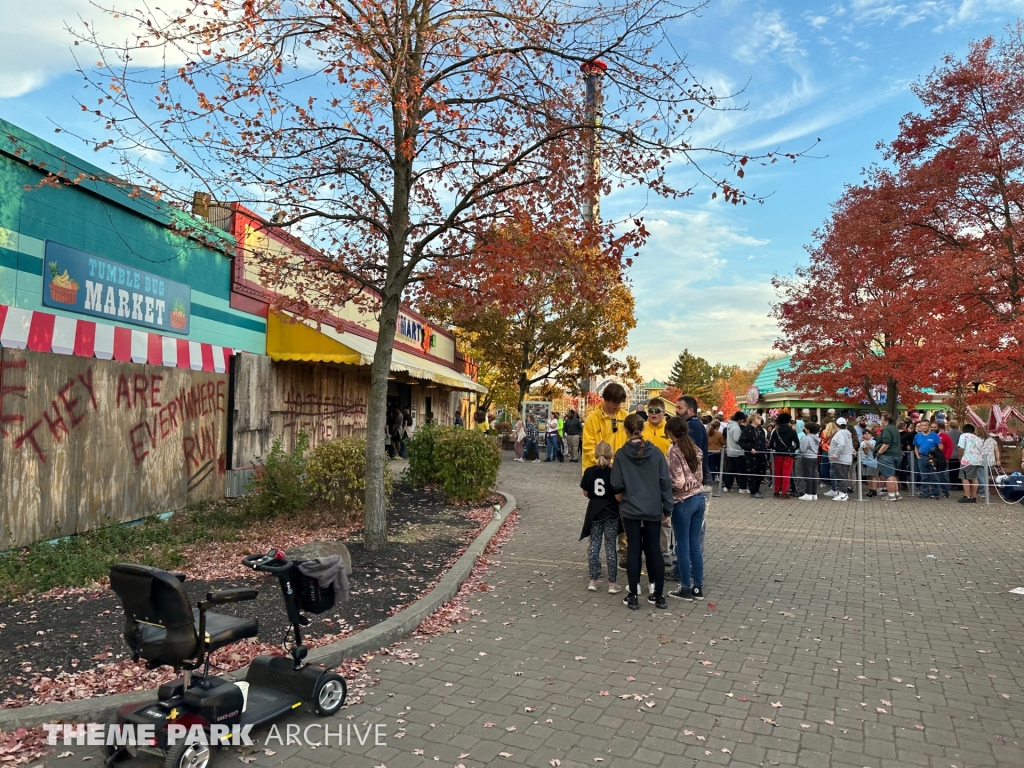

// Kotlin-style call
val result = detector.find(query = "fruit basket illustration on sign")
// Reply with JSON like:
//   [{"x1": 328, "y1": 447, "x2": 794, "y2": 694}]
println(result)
[
  {"x1": 47, "y1": 261, "x2": 79, "y2": 304},
  {"x1": 170, "y1": 298, "x2": 188, "y2": 330}
]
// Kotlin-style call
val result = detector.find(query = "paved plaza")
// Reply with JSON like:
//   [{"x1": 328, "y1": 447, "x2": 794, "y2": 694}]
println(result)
[{"x1": 65, "y1": 456, "x2": 1023, "y2": 767}]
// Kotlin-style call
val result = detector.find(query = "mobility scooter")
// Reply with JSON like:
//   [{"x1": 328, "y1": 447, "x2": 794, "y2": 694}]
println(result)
[{"x1": 103, "y1": 548, "x2": 347, "y2": 768}]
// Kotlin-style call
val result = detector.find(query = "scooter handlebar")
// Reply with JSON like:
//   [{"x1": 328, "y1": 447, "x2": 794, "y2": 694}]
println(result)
[{"x1": 242, "y1": 549, "x2": 294, "y2": 574}]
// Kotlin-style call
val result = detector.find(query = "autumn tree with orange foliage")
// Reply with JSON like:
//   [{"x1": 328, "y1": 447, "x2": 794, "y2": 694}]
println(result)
[
  {"x1": 75, "y1": 0, "x2": 804, "y2": 549},
  {"x1": 422, "y1": 222, "x2": 639, "y2": 411}
]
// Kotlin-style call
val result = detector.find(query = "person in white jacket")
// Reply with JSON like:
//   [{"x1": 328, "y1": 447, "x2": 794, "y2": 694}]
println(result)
[{"x1": 828, "y1": 417, "x2": 854, "y2": 501}]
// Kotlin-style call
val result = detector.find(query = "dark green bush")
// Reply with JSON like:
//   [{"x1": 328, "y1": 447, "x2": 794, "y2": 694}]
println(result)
[
  {"x1": 405, "y1": 422, "x2": 447, "y2": 487},
  {"x1": 433, "y1": 428, "x2": 501, "y2": 503},
  {"x1": 306, "y1": 436, "x2": 392, "y2": 522},
  {"x1": 245, "y1": 431, "x2": 310, "y2": 517}
]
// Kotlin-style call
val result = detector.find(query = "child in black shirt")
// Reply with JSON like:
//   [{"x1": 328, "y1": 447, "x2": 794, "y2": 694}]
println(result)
[{"x1": 580, "y1": 441, "x2": 621, "y2": 594}]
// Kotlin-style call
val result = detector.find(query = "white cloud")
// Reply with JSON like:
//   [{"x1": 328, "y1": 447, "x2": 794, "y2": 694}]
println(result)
[
  {"x1": 733, "y1": 11, "x2": 805, "y2": 65},
  {"x1": 619, "y1": 205, "x2": 777, "y2": 374},
  {"x1": 626, "y1": 280, "x2": 781, "y2": 373},
  {"x1": 944, "y1": 0, "x2": 1024, "y2": 27},
  {"x1": 836, "y1": 0, "x2": 1024, "y2": 28},
  {"x1": 807, "y1": 14, "x2": 831, "y2": 28},
  {"x1": 0, "y1": 0, "x2": 193, "y2": 99},
  {"x1": 631, "y1": 207, "x2": 768, "y2": 286}
]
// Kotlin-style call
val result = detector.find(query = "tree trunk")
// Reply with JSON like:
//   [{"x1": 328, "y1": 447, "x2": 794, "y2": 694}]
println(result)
[
  {"x1": 364, "y1": 141, "x2": 412, "y2": 551},
  {"x1": 517, "y1": 373, "x2": 529, "y2": 414},
  {"x1": 363, "y1": 286, "x2": 402, "y2": 552},
  {"x1": 886, "y1": 377, "x2": 899, "y2": 419},
  {"x1": 950, "y1": 382, "x2": 968, "y2": 427}
]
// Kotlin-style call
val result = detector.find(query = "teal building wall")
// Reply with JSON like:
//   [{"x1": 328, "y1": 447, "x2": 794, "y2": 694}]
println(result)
[{"x1": 0, "y1": 118, "x2": 265, "y2": 353}]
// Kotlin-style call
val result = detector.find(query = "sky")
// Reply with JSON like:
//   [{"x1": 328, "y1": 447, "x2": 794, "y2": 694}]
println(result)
[{"x1": 2, "y1": 0, "x2": 1024, "y2": 381}]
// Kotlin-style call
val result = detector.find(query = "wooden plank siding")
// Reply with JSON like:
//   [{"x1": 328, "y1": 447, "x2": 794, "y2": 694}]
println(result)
[{"x1": 0, "y1": 348, "x2": 228, "y2": 549}]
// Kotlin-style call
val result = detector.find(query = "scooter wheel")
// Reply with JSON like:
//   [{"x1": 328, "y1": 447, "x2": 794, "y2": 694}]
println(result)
[
  {"x1": 102, "y1": 743, "x2": 130, "y2": 764},
  {"x1": 313, "y1": 672, "x2": 347, "y2": 716},
  {"x1": 163, "y1": 742, "x2": 212, "y2": 768}
]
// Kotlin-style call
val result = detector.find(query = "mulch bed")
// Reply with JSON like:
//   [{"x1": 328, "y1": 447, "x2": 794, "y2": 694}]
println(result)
[{"x1": 0, "y1": 484, "x2": 496, "y2": 709}]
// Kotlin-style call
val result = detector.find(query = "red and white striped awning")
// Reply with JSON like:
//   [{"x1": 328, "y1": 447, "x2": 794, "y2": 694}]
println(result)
[{"x1": 0, "y1": 304, "x2": 234, "y2": 373}]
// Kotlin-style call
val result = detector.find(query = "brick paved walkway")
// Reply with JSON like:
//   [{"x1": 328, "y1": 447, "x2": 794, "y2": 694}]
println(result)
[{"x1": 66, "y1": 456, "x2": 1024, "y2": 767}]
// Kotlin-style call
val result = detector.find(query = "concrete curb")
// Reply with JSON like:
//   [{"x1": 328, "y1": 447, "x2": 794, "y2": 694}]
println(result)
[{"x1": 0, "y1": 492, "x2": 516, "y2": 730}]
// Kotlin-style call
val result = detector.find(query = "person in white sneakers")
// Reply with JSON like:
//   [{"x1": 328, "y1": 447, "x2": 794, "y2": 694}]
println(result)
[
  {"x1": 828, "y1": 417, "x2": 854, "y2": 501},
  {"x1": 797, "y1": 423, "x2": 820, "y2": 500}
]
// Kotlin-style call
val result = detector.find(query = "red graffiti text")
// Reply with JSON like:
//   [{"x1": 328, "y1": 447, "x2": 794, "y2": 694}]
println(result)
[
  {"x1": 128, "y1": 380, "x2": 226, "y2": 465},
  {"x1": 10, "y1": 367, "x2": 98, "y2": 463}
]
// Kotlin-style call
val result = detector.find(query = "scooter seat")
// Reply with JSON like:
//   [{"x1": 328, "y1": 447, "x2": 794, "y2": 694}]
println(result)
[{"x1": 139, "y1": 610, "x2": 258, "y2": 654}]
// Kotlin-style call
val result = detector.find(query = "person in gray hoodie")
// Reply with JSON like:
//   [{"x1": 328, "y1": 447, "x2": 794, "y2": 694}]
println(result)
[
  {"x1": 828, "y1": 417, "x2": 854, "y2": 501},
  {"x1": 610, "y1": 413, "x2": 674, "y2": 610},
  {"x1": 797, "y1": 423, "x2": 821, "y2": 500}
]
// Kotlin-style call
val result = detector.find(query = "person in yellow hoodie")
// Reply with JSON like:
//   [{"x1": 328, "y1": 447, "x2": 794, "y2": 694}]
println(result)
[
  {"x1": 583, "y1": 383, "x2": 630, "y2": 570},
  {"x1": 641, "y1": 398, "x2": 671, "y2": 455},
  {"x1": 582, "y1": 383, "x2": 629, "y2": 472}
]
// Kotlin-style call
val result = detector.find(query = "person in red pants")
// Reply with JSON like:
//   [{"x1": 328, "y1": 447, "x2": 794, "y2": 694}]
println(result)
[{"x1": 768, "y1": 413, "x2": 800, "y2": 498}]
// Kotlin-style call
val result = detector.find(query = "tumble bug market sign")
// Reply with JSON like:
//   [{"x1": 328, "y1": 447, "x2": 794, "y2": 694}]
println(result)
[{"x1": 42, "y1": 241, "x2": 192, "y2": 334}]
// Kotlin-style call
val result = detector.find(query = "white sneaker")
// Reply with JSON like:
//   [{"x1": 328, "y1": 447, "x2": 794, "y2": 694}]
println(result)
[
  {"x1": 739, "y1": 489, "x2": 750, "y2": 494},
  {"x1": 533, "y1": 459, "x2": 541, "y2": 463},
  {"x1": 833, "y1": 493, "x2": 849, "y2": 501},
  {"x1": 648, "y1": 583, "x2": 655, "y2": 595},
  {"x1": 588, "y1": 580, "x2": 600, "y2": 591},
  {"x1": 608, "y1": 583, "x2": 622, "y2": 594},
  {"x1": 798, "y1": 494, "x2": 816, "y2": 501},
  {"x1": 823, "y1": 489, "x2": 837, "y2": 497},
  {"x1": 721, "y1": 487, "x2": 730, "y2": 492}
]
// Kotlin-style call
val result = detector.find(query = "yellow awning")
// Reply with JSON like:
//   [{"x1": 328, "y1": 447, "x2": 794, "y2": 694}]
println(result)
[
  {"x1": 267, "y1": 312, "x2": 486, "y2": 394},
  {"x1": 267, "y1": 311, "x2": 369, "y2": 365},
  {"x1": 391, "y1": 348, "x2": 488, "y2": 393}
]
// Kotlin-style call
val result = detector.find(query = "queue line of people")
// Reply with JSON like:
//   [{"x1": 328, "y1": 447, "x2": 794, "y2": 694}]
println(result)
[{"x1": 713, "y1": 411, "x2": 1001, "y2": 503}]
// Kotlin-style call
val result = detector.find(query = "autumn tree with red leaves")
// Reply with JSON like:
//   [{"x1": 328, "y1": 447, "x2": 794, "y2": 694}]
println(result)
[
  {"x1": 772, "y1": 170, "x2": 949, "y2": 417},
  {"x1": 773, "y1": 25, "x2": 1024, "y2": 418},
  {"x1": 75, "y1": 0, "x2": 801, "y2": 549},
  {"x1": 660, "y1": 386, "x2": 683, "y2": 405},
  {"x1": 887, "y1": 26, "x2": 1024, "y2": 399}
]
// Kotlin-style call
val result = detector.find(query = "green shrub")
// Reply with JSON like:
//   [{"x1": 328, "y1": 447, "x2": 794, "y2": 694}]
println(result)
[
  {"x1": 306, "y1": 436, "x2": 392, "y2": 521},
  {"x1": 246, "y1": 431, "x2": 310, "y2": 517},
  {"x1": 433, "y1": 428, "x2": 501, "y2": 503},
  {"x1": 405, "y1": 422, "x2": 448, "y2": 487}
]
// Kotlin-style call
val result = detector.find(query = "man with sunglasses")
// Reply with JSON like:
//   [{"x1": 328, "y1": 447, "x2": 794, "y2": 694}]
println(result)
[
  {"x1": 641, "y1": 398, "x2": 671, "y2": 455},
  {"x1": 642, "y1": 398, "x2": 676, "y2": 584}
]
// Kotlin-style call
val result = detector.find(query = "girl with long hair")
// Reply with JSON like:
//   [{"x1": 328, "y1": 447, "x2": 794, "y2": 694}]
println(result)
[
  {"x1": 664, "y1": 417, "x2": 706, "y2": 601},
  {"x1": 821, "y1": 420, "x2": 840, "y2": 496}
]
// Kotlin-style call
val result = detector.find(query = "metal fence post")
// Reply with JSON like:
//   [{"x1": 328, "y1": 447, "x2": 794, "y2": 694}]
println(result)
[
  {"x1": 857, "y1": 454, "x2": 863, "y2": 502},
  {"x1": 717, "y1": 446, "x2": 726, "y2": 496},
  {"x1": 909, "y1": 452, "x2": 915, "y2": 497},
  {"x1": 984, "y1": 456, "x2": 991, "y2": 505}
]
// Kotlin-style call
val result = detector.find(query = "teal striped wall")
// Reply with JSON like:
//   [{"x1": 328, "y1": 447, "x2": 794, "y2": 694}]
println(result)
[{"x1": 0, "y1": 119, "x2": 266, "y2": 353}]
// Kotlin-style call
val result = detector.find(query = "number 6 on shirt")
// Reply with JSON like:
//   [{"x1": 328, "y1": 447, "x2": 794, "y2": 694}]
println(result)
[{"x1": 593, "y1": 478, "x2": 605, "y2": 496}]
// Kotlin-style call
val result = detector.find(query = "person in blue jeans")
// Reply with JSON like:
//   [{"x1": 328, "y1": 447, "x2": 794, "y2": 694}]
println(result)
[
  {"x1": 664, "y1": 416, "x2": 706, "y2": 601},
  {"x1": 913, "y1": 422, "x2": 942, "y2": 498}
]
